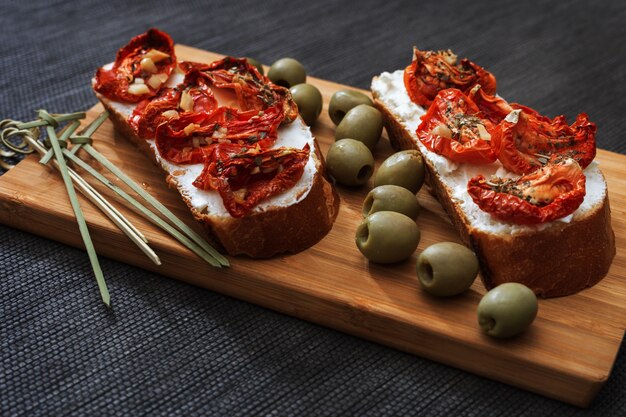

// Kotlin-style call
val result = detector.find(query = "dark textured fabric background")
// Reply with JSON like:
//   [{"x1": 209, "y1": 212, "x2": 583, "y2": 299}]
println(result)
[{"x1": 1, "y1": 0, "x2": 625, "y2": 416}]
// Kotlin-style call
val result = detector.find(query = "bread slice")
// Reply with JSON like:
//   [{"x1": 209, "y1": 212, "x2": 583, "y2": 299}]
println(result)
[
  {"x1": 372, "y1": 69, "x2": 615, "y2": 297},
  {"x1": 94, "y1": 68, "x2": 339, "y2": 259}
]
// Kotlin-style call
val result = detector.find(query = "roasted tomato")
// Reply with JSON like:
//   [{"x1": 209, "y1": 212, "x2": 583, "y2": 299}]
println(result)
[
  {"x1": 490, "y1": 108, "x2": 596, "y2": 175},
  {"x1": 193, "y1": 143, "x2": 311, "y2": 218},
  {"x1": 404, "y1": 48, "x2": 496, "y2": 107},
  {"x1": 129, "y1": 69, "x2": 220, "y2": 139},
  {"x1": 467, "y1": 157, "x2": 586, "y2": 224},
  {"x1": 94, "y1": 28, "x2": 176, "y2": 103},
  {"x1": 154, "y1": 105, "x2": 282, "y2": 164},
  {"x1": 416, "y1": 88, "x2": 497, "y2": 164},
  {"x1": 183, "y1": 57, "x2": 298, "y2": 122}
]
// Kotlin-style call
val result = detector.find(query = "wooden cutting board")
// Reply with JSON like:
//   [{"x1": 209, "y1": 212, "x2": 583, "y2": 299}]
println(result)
[{"x1": 1, "y1": 45, "x2": 624, "y2": 408}]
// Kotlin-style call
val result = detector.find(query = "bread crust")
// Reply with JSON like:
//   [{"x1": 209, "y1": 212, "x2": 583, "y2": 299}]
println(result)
[
  {"x1": 373, "y1": 88, "x2": 616, "y2": 297},
  {"x1": 98, "y1": 95, "x2": 339, "y2": 258}
]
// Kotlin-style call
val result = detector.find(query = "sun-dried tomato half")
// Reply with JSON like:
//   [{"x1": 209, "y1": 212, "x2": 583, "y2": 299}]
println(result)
[
  {"x1": 193, "y1": 143, "x2": 310, "y2": 218},
  {"x1": 154, "y1": 105, "x2": 283, "y2": 164},
  {"x1": 183, "y1": 57, "x2": 298, "y2": 122},
  {"x1": 490, "y1": 108, "x2": 596, "y2": 175},
  {"x1": 416, "y1": 88, "x2": 497, "y2": 164},
  {"x1": 94, "y1": 28, "x2": 176, "y2": 103},
  {"x1": 404, "y1": 48, "x2": 496, "y2": 107},
  {"x1": 467, "y1": 157, "x2": 586, "y2": 224},
  {"x1": 129, "y1": 69, "x2": 221, "y2": 139}
]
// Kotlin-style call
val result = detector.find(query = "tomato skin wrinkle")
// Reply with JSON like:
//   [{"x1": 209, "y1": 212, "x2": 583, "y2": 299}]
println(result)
[
  {"x1": 404, "y1": 48, "x2": 496, "y2": 108},
  {"x1": 416, "y1": 88, "x2": 497, "y2": 164},
  {"x1": 467, "y1": 158, "x2": 586, "y2": 225},
  {"x1": 94, "y1": 28, "x2": 177, "y2": 103}
]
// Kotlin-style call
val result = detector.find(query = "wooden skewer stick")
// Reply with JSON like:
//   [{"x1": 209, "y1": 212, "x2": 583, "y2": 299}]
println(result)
[{"x1": 45, "y1": 125, "x2": 110, "y2": 306}]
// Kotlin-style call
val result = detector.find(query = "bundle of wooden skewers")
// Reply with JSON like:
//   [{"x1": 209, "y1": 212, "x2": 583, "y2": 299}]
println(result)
[{"x1": 0, "y1": 110, "x2": 229, "y2": 306}]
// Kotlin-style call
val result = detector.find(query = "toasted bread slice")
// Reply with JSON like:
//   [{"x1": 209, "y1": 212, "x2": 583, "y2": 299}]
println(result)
[
  {"x1": 372, "y1": 70, "x2": 615, "y2": 297},
  {"x1": 94, "y1": 71, "x2": 339, "y2": 259}
]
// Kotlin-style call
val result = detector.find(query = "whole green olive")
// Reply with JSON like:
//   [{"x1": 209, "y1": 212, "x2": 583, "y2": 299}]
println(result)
[
  {"x1": 477, "y1": 283, "x2": 538, "y2": 338},
  {"x1": 355, "y1": 211, "x2": 420, "y2": 263},
  {"x1": 268, "y1": 58, "x2": 306, "y2": 88},
  {"x1": 290, "y1": 83, "x2": 323, "y2": 126},
  {"x1": 329, "y1": 89, "x2": 374, "y2": 125},
  {"x1": 326, "y1": 139, "x2": 374, "y2": 186},
  {"x1": 374, "y1": 150, "x2": 425, "y2": 194},
  {"x1": 335, "y1": 105, "x2": 383, "y2": 151},
  {"x1": 416, "y1": 242, "x2": 479, "y2": 297},
  {"x1": 245, "y1": 57, "x2": 264, "y2": 76},
  {"x1": 362, "y1": 185, "x2": 420, "y2": 220}
]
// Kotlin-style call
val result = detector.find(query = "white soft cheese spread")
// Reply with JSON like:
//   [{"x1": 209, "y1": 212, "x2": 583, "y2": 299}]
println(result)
[
  {"x1": 371, "y1": 69, "x2": 606, "y2": 234},
  {"x1": 101, "y1": 65, "x2": 316, "y2": 217}
]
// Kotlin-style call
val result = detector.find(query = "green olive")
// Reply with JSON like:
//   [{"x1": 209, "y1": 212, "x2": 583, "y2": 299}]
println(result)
[
  {"x1": 374, "y1": 150, "x2": 425, "y2": 194},
  {"x1": 335, "y1": 105, "x2": 383, "y2": 151},
  {"x1": 416, "y1": 242, "x2": 479, "y2": 297},
  {"x1": 245, "y1": 57, "x2": 264, "y2": 76},
  {"x1": 268, "y1": 58, "x2": 306, "y2": 88},
  {"x1": 477, "y1": 283, "x2": 538, "y2": 338},
  {"x1": 326, "y1": 139, "x2": 374, "y2": 186},
  {"x1": 290, "y1": 83, "x2": 323, "y2": 125},
  {"x1": 356, "y1": 211, "x2": 420, "y2": 263},
  {"x1": 362, "y1": 185, "x2": 420, "y2": 220},
  {"x1": 329, "y1": 89, "x2": 374, "y2": 125}
]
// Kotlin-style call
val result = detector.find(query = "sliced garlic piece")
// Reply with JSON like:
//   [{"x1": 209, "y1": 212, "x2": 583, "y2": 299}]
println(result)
[
  {"x1": 140, "y1": 57, "x2": 158, "y2": 73},
  {"x1": 505, "y1": 109, "x2": 521, "y2": 124},
  {"x1": 128, "y1": 83, "x2": 150, "y2": 95},
  {"x1": 144, "y1": 49, "x2": 170, "y2": 63},
  {"x1": 147, "y1": 75, "x2": 164, "y2": 89},
  {"x1": 431, "y1": 123, "x2": 452, "y2": 139},
  {"x1": 183, "y1": 123, "x2": 199, "y2": 136},
  {"x1": 161, "y1": 110, "x2": 179, "y2": 119},
  {"x1": 476, "y1": 123, "x2": 491, "y2": 141},
  {"x1": 179, "y1": 89, "x2": 194, "y2": 112}
]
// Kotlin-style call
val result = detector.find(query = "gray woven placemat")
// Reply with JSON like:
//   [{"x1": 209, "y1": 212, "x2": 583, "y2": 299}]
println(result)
[{"x1": 1, "y1": 0, "x2": 625, "y2": 415}]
